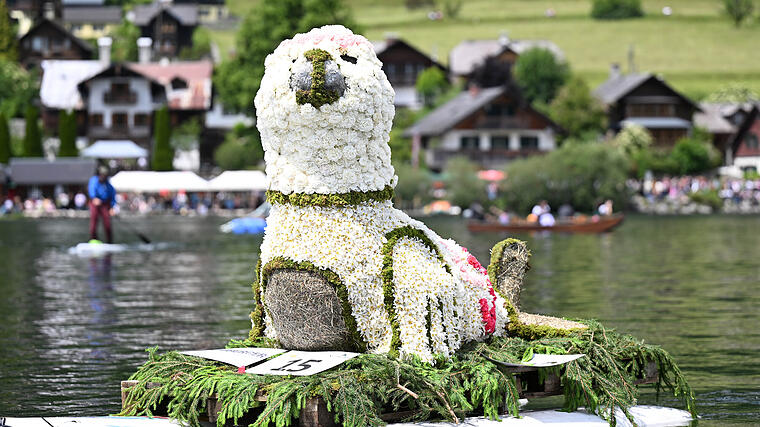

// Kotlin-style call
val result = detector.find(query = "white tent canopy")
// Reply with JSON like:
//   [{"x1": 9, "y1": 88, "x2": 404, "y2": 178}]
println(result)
[
  {"x1": 81, "y1": 140, "x2": 148, "y2": 159},
  {"x1": 111, "y1": 171, "x2": 210, "y2": 193},
  {"x1": 207, "y1": 170, "x2": 267, "y2": 192}
]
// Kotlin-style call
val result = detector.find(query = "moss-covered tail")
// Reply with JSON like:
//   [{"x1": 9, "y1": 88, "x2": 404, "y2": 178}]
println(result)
[
  {"x1": 296, "y1": 49, "x2": 340, "y2": 108},
  {"x1": 488, "y1": 238, "x2": 582, "y2": 340},
  {"x1": 382, "y1": 226, "x2": 451, "y2": 357},
  {"x1": 259, "y1": 256, "x2": 367, "y2": 352}
]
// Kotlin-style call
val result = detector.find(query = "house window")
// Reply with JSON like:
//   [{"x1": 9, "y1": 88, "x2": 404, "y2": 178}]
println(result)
[
  {"x1": 113, "y1": 113, "x2": 128, "y2": 129},
  {"x1": 90, "y1": 113, "x2": 103, "y2": 127},
  {"x1": 171, "y1": 77, "x2": 188, "y2": 90},
  {"x1": 92, "y1": 24, "x2": 104, "y2": 32},
  {"x1": 161, "y1": 21, "x2": 176, "y2": 33},
  {"x1": 519, "y1": 136, "x2": 539, "y2": 150},
  {"x1": 32, "y1": 36, "x2": 44, "y2": 51},
  {"x1": 460, "y1": 135, "x2": 480, "y2": 150},
  {"x1": 746, "y1": 133, "x2": 759, "y2": 149},
  {"x1": 626, "y1": 103, "x2": 675, "y2": 117},
  {"x1": 385, "y1": 64, "x2": 396, "y2": 81},
  {"x1": 134, "y1": 113, "x2": 149, "y2": 127},
  {"x1": 491, "y1": 136, "x2": 510, "y2": 150}
]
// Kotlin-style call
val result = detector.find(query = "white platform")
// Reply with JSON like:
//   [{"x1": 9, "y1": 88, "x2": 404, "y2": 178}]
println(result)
[{"x1": 4, "y1": 406, "x2": 693, "y2": 426}]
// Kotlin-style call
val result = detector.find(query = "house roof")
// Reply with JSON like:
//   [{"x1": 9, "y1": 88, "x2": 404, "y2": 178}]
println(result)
[
  {"x1": 62, "y1": 6, "x2": 122, "y2": 24},
  {"x1": 694, "y1": 103, "x2": 737, "y2": 135},
  {"x1": 63, "y1": 0, "x2": 105, "y2": 5},
  {"x1": 449, "y1": 38, "x2": 564, "y2": 76},
  {"x1": 129, "y1": 60, "x2": 212, "y2": 110},
  {"x1": 40, "y1": 59, "x2": 106, "y2": 109},
  {"x1": 593, "y1": 73, "x2": 701, "y2": 112},
  {"x1": 9, "y1": 157, "x2": 97, "y2": 185},
  {"x1": 371, "y1": 38, "x2": 446, "y2": 71},
  {"x1": 19, "y1": 18, "x2": 94, "y2": 54},
  {"x1": 131, "y1": 3, "x2": 198, "y2": 26},
  {"x1": 403, "y1": 87, "x2": 504, "y2": 137}
]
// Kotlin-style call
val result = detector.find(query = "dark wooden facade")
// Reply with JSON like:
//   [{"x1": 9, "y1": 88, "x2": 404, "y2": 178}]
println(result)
[
  {"x1": 732, "y1": 107, "x2": 760, "y2": 171},
  {"x1": 453, "y1": 93, "x2": 555, "y2": 132},
  {"x1": 376, "y1": 38, "x2": 445, "y2": 87},
  {"x1": 17, "y1": 18, "x2": 92, "y2": 69},
  {"x1": 139, "y1": 9, "x2": 195, "y2": 58}
]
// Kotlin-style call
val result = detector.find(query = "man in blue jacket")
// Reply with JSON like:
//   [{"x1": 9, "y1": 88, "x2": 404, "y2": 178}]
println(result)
[{"x1": 88, "y1": 166, "x2": 116, "y2": 243}]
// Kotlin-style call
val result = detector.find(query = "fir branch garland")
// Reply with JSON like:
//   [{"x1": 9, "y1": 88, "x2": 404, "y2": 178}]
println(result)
[
  {"x1": 120, "y1": 321, "x2": 696, "y2": 427},
  {"x1": 266, "y1": 186, "x2": 394, "y2": 208}
]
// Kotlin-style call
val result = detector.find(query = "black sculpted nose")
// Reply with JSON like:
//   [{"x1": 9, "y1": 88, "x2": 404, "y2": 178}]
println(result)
[{"x1": 291, "y1": 49, "x2": 345, "y2": 108}]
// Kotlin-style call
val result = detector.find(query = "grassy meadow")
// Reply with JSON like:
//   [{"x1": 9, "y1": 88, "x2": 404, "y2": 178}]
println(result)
[{"x1": 215, "y1": 0, "x2": 760, "y2": 100}]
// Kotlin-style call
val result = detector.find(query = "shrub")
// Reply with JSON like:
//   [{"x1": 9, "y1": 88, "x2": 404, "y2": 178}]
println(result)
[
  {"x1": 22, "y1": 105, "x2": 42, "y2": 157},
  {"x1": 513, "y1": 47, "x2": 570, "y2": 105},
  {"x1": 214, "y1": 124, "x2": 264, "y2": 170},
  {"x1": 394, "y1": 163, "x2": 433, "y2": 209},
  {"x1": 689, "y1": 189, "x2": 722, "y2": 210},
  {"x1": 669, "y1": 137, "x2": 720, "y2": 175},
  {"x1": 0, "y1": 111, "x2": 9, "y2": 163},
  {"x1": 445, "y1": 156, "x2": 488, "y2": 208},
  {"x1": 591, "y1": 0, "x2": 644, "y2": 20},
  {"x1": 723, "y1": 0, "x2": 754, "y2": 27},
  {"x1": 152, "y1": 106, "x2": 173, "y2": 171},
  {"x1": 57, "y1": 110, "x2": 78, "y2": 157},
  {"x1": 499, "y1": 143, "x2": 629, "y2": 214},
  {"x1": 549, "y1": 76, "x2": 606, "y2": 141},
  {"x1": 415, "y1": 67, "x2": 449, "y2": 107}
]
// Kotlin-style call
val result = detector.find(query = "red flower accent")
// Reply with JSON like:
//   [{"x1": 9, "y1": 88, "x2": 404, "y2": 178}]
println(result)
[{"x1": 479, "y1": 298, "x2": 496, "y2": 334}]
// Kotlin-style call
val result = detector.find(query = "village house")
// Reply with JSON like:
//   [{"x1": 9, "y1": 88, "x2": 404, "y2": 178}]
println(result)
[
  {"x1": 448, "y1": 34, "x2": 564, "y2": 83},
  {"x1": 39, "y1": 37, "x2": 212, "y2": 158},
  {"x1": 593, "y1": 65, "x2": 701, "y2": 146},
  {"x1": 173, "y1": 0, "x2": 229, "y2": 25},
  {"x1": 7, "y1": 0, "x2": 60, "y2": 35},
  {"x1": 130, "y1": 2, "x2": 198, "y2": 59},
  {"x1": 17, "y1": 17, "x2": 93, "y2": 69},
  {"x1": 729, "y1": 105, "x2": 760, "y2": 173},
  {"x1": 694, "y1": 103, "x2": 740, "y2": 165},
  {"x1": 403, "y1": 84, "x2": 561, "y2": 171},
  {"x1": 371, "y1": 37, "x2": 446, "y2": 109},
  {"x1": 62, "y1": 1, "x2": 122, "y2": 40}
]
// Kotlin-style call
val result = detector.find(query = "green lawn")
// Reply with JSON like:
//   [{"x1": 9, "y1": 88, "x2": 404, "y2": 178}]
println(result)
[{"x1": 215, "y1": 0, "x2": 760, "y2": 100}]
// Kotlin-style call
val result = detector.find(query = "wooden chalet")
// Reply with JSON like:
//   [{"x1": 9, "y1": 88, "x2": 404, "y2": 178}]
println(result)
[
  {"x1": 593, "y1": 66, "x2": 701, "y2": 146},
  {"x1": 18, "y1": 18, "x2": 93, "y2": 69},
  {"x1": 131, "y1": 2, "x2": 197, "y2": 58},
  {"x1": 403, "y1": 84, "x2": 561, "y2": 170},
  {"x1": 371, "y1": 37, "x2": 446, "y2": 109},
  {"x1": 730, "y1": 105, "x2": 760, "y2": 173}
]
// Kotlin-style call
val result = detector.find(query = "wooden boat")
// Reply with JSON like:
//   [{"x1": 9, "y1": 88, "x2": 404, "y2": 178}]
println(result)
[{"x1": 468, "y1": 214, "x2": 625, "y2": 233}]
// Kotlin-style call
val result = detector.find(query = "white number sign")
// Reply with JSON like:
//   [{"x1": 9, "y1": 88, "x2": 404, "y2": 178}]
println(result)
[
  {"x1": 246, "y1": 351, "x2": 359, "y2": 376},
  {"x1": 496, "y1": 353, "x2": 585, "y2": 368},
  {"x1": 180, "y1": 348, "x2": 286, "y2": 367}
]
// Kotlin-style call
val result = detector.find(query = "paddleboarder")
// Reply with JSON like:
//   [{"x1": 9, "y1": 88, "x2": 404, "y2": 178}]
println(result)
[{"x1": 88, "y1": 166, "x2": 116, "y2": 244}]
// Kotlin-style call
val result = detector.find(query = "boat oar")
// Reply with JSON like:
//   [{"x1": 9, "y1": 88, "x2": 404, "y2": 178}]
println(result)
[{"x1": 114, "y1": 216, "x2": 151, "y2": 244}]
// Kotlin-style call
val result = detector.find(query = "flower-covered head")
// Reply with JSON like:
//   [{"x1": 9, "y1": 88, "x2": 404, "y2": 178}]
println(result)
[{"x1": 255, "y1": 25, "x2": 396, "y2": 195}]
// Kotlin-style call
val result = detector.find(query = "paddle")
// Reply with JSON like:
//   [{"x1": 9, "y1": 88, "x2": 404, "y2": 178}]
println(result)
[{"x1": 113, "y1": 216, "x2": 151, "y2": 244}]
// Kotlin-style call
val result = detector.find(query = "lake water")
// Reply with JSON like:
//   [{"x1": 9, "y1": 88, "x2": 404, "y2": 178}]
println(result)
[{"x1": 0, "y1": 215, "x2": 758, "y2": 425}]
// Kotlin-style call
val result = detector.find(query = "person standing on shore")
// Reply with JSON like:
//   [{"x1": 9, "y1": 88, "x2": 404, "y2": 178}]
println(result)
[{"x1": 88, "y1": 166, "x2": 116, "y2": 243}]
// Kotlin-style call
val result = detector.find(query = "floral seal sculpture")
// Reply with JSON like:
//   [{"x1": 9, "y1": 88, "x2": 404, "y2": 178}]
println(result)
[
  {"x1": 120, "y1": 25, "x2": 696, "y2": 427},
  {"x1": 252, "y1": 25, "x2": 584, "y2": 361}
]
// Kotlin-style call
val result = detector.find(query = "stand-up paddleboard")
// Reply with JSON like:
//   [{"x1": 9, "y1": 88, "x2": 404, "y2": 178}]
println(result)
[
  {"x1": 67, "y1": 240, "x2": 171, "y2": 257},
  {"x1": 2, "y1": 406, "x2": 694, "y2": 426}
]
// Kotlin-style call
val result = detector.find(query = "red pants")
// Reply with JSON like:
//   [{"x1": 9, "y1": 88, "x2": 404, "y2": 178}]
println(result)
[{"x1": 89, "y1": 203, "x2": 112, "y2": 243}]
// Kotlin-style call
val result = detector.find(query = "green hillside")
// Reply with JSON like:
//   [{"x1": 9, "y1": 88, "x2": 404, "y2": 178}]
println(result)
[{"x1": 218, "y1": 0, "x2": 760, "y2": 100}]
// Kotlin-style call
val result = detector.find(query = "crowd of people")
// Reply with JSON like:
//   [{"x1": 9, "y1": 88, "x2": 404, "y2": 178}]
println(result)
[{"x1": 631, "y1": 174, "x2": 760, "y2": 205}]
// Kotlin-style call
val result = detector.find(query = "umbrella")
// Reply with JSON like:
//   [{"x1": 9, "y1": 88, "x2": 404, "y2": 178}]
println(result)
[
  {"x1": 477, "y1": 170, "x2": 505, "y2": 181},
  {"x1": 81, "y1": 140, "x2": 148, "y2": 159}
]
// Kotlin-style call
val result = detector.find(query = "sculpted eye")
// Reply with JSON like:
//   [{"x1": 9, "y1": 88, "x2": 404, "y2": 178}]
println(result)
[{"x1": 340, "y1": 54, "x2": 357, "y2": 64}]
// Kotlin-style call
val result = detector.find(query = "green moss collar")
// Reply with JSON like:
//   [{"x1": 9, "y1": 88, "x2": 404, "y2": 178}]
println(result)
[{"x1": 267, "y1": 186, "x2": 394, "y2": 207}]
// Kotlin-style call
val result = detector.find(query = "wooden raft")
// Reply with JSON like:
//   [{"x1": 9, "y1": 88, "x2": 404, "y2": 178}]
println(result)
[{"x1": 120, "y1": 361, "x2": 659, "y2": 426}]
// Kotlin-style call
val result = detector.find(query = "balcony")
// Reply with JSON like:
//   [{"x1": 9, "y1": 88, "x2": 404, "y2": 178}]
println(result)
[
  {"x1": 103, "y1": 91, "x2": 137, "y2": 105},
  {"x1": 89, "y1": 125, "x2": 150, "y2": 139},
  {"x1": 428, "y1": 148, "x2": 544, "y2": 170}
]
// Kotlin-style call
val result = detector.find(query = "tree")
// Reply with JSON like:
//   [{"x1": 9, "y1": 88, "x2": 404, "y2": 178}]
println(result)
[
  {"x1": 0, "y1": 112, "x2": 10, "y2": 163},
  {"x1": 415, "y1": 67, "x2": 449, "y2": 107},
  {"x1": 214, "y1": 0, "x2": 359, "y2": 114},
  {"x1": 170, "y1": 117, "x2": 201, "y2": 151},
  {"x1": 590, "y1": 0, "x2": 643, "y2": 20},
  {"x1": 111, "y1": 19, "x2": 140, "y2": 62},
  {"x1": 706, "y1": 83, "x2": 758, "y2": 102},
  {"x1": 445, "y1": 156, "x2": 487, "y2": 208},
  {"x1": 669, "y1": 128, "x2": 721, "y2": 175},
  {"x1": 57, "y1": 110, "x2": 78, "y2": 157},
  {"x1": 179, "y1": 27, "x2": 212, "y2": 60},
  {"x1": 468, "y1": 55, "x2": 512, "y2": 88},
  {"x1": 443, "y1": 0, "x2": 463, "y2": 19},
  {"x1": 723, "y1": 0, "x2": 755, "y2": 27},
  {"x1": 549, "y1": 76, "x2": 606, "y2": 141},
  {"x1": 499, "y1": 143, "x2": 629, "y2": 214},
  {"x1": 394, "y1": 162, "x2": 433, "y2": 209},
  {"x1": 213, "y1": 124, "x2": 264, "y2": 170},
  {"x1": 0, "y1": 0, "x2": 16, "y2": 61},
  {"x1": 152, "y1": 107, "x2": 173, "y2": 171},
  {"x1": 513, "y1": 47, "x2": 569, "y2": 105},
  {"x1": 23, "y1": 106, "x2": 43, "y2": 157},
  {"x1": 0, "y1": 60, "x2": 37, "y2": 118}
]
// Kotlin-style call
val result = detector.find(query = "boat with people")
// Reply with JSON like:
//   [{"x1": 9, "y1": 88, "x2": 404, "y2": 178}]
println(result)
[{"x1": 468, "y1": 213, "x2": 625, "y2": 233}]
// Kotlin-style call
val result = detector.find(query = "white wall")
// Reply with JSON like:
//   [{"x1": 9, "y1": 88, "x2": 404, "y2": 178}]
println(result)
[
  {"x1": 87, "y1": 77, "x2": 158, "y2": 127},
  {"x1": 734, "y1": 156, "x2": 760, "y2": 172}
]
